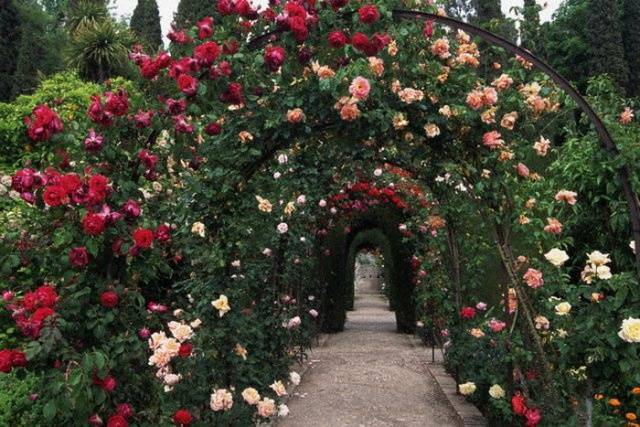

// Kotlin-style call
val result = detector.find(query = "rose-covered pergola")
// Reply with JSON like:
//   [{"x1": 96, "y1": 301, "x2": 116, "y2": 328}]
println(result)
[{"x1": 2, "y1": 0, "x2": 640, "y2": 425}]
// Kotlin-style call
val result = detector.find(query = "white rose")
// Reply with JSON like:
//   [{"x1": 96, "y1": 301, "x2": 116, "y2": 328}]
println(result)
[
  {"x1": 277, "y1": 222, "x2": 289, "y2": 234},
  {"x1": 545, "y1": 248, "x2": 569, "y2": 267},
  {"x1": 191, "y1": 221, "x2": 206, "y2": 238},
  {"x1": 618, "y1": 317, "x2": 640, "y2": 343},
  {"x1": 586, "y1": 250, "x2": 611, "y2": 266},
  {"x1": 488, "y1": 384, "x2": 505, "y2": 399},
  {"x1": 278, "y1": 404, "x2": 290, "y2": 417},
  {"x1": 596, "y1": 265, "x2": 612, "y2": 280},
  {"x1": 290, "y1": 371, "x2": 301, "y2": 385}
]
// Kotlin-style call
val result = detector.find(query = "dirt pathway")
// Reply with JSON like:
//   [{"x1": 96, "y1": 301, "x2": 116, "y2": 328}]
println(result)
[{"x1": 277, "y1": 292, "x2": 466, "y2": 427}]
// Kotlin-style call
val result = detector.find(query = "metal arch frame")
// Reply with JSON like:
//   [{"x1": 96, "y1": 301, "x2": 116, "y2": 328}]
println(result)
[{"x1": 248, "y1": 10, "x2": 640, "y2": 274}]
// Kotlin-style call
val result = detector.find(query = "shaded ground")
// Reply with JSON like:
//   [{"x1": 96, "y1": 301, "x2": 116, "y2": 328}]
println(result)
[{"x1": 278, "y1": 290, "x2": 464, "y2": 427}]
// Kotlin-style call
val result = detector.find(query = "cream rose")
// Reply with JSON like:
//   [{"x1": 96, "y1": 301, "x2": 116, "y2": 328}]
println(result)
[
  {"x1": 212, "y1": 295, "x2": 230, "y2": 317},
  {"x1": 618, "y1": 317, "x2": 640, "y2": 343},
  {"x1": 191, "y1": 221, "x2": 206, "y2": 238},
  {"x1": 555, "y1": 302, "x2": 572, "y2": 316},
  {"x1": 489, "y1": 384, "x2": 505, "y2": 399},
  {"x1": 545, "y1": 248, "x2": 569, "y2": 267},
  {"x1": 242, "y1": 387, "x2": 261, "y2": 405},
  {"x1": 210, "y1": 389, "x2": 233, "y2": 411},
  {"x1": 257, "y1": 398, "x2": 277, "y2": 418},
  {"x1": 458, "y1": 382, "x2": 476, "y2": 396}
]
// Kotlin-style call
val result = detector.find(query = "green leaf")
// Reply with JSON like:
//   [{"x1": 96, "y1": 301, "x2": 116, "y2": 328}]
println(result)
[{"x1": 43, "y1": 401, "x2": 56, "y2": 420}]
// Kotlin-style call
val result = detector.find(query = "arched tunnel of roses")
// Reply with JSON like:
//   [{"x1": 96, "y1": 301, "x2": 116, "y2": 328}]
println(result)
[{"x1": 3, "y1": 3, "x2": 640, "y2": 426}]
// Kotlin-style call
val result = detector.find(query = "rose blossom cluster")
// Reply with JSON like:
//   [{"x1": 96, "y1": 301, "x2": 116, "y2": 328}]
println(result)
[
  {"x1": 24, "y1": 104, "x2": 63, "y2": 142},
  {"x1": 0, "y1": 348, "x2": 27, "y2": 373},
  {"x1": 148, "y1": 319, "x2": 198, "y2": 392},
  {"x1": 4, "y1": 284, "x2": 59, "y2": 338}
]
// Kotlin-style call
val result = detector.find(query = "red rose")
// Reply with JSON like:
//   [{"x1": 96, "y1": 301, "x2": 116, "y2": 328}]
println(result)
[
  {"x1": 100, "y1": 291, "x2": 119, "y2": 309},
  {"x1": 69, "y1": 247, "x2": 89, "y2": 268},
  {"x1": 459, "y1": 306, "x2": 476, "y2": 320},
  {"x1": 104, "y1": 90, "x2": 129, "y2": 116},
  {"x1": 23, "y1": 285, "x2": 58, "y2": 311},
  {"x1": 155, "y1": 224, "x2": 171, "y2": 243},
  {"x1": 140, "y1": 59, "x2": 160, "y2": 79},
  {"x1": 197, "y1": 16, "x2": 214, "y2": 39},
  {"x1": 106, "y1": 414, "x2": 128, "y2": 427},
  {"x1": 423, "y1": 19, "x2": 434, "y2": 38},
  {"x1": 60, "y1": 173, "x2": 82, "y2": 193},
  {"x1": 204, "y1": 122, "x2": 222, "y2": 135},
  {"x1": 264, "y1": 46, "x2": 286, "y2": 72},
  {"x1": 351, "y1": 32, "x2": 369, "y2": 50},
  {"x1": 82, "y1": 213, "x2": 106, "y2": 235},
  {"x1": 194, "y1": 41, "x2": 221, "y2": 66},
  {"x1": 0, "y1": 349, "x2": 13, "y2": 373},
  {"x1": 122, "y1": 199, "x2": 141, "y2": 218},
  {"x1": 288, "y1": 16, "x2": 308, "y2": 41},
  {"x1": 178, "y1": 342, "x2": 193, "y2": 358},
  {"x1": 99, "y1": 375, "x2": 117, "y2": 392},
  {"x1": 133, "y1": 228, "x2": 154, "y2": 249},
  {"x1": 511, "y1": 392, "x2": 528, "y2": 416},
  {"x1": 88, "y1": 174, "x2": 109, "y2": 193},
  {"x1": 525, "y1": 408, "x2": 541, "y2": 427},
  {"x1": 116, "y1": 403, "x2": 134, "y2": 419},
  {"x1": 24, "y1": 105, "x2": 63, "y2": 142},
  {"x1": 358, "y1": 4, "x2": 379, "y2": 23},
  {"x1": 328, "y1": 30, "x2": 349, "y2": 48},
  {"x1": 173, "y1": 409, "x2": 193, "y2": 425},
  {"x1": 11, "y1": 350, "x2": 27, "y2": 368},
  {"x1": 43, "y1": 185, "x2": 69, "y2": 207},
  {"x1": 219, "y1": 82, "x2": 244, "y2": 104},
  {"x1": 177, "y1": 74, "x2": 199, "y2": 97}
]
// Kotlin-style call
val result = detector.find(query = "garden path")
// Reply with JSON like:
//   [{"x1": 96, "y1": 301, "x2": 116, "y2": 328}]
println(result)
[{"x1": 277, "y1": 288, "x2": 466, "y2": 427}]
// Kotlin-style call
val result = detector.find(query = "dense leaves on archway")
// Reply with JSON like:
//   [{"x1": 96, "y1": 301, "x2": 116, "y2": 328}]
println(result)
[{"x1": 0, "y1": 0, "x2": 639, "y2": 425}]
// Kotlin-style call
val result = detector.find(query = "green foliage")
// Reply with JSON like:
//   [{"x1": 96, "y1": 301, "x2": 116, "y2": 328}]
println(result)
[
  {"x1": 12, "y1": 1, "x2": 66, "y2": 97},
  {"x1": 0, "y1": 72, "x2": 101, "y2": 165},
  {"x1": 130, "y1": 0, "x2": 162, "y2": 51},
  {"x1": 622, "y1": 0, "x2": 640, "y2": 97},
  {"x1": 586, "y1": 0, "x2": 628, "y2": 92},
  {"x1": 0, "y1": 371, "x2": 45, "y2": 426},
  {"x1": 0, "y1": 0, "x2": 21, "y2": 102},
  {"x1": 65, "y1": 0, "x2": 108, "y2": 34},
  {"x1": 175, "y1": 0, "x2": 214, "y2": 27}
]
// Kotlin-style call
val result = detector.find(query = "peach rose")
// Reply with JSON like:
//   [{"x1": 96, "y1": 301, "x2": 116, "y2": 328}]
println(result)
[
  {"x1": 286, "y1": 108, "x2": 305, "y2": 123},
  {"x1": 482, "y1": 131, "x2": 504, "y2": 150},
  {"x1": 431, "y1": 38, "x2": 451, "y2": 59},
  {"x1": 242, "y1": 387, "x2": 261, "y2": 405},
  {"x1": 533, "y1": 136, "x2": 551, "y2": 156},
  {"x1": 620, "y1": 107, "x2": 634, "y2": 125},
  {"x1": 554, "y1": 190, "x2": 577, "y2": 205},
  {"x1": 257, "y1": 398, "x2": 277, "y2": 417},
  {"x1": 544, "y1": 217, "x2": 563, "y2": 234},
  {"x1": 523, "y1": 268, "x2": 544, "y2": 289},
  {"x1": 491, "y1": 73, "x2": 514, "y2": 91},
  {"x1": 500, "y1": 111, "x2": 518, "y2": 130}
]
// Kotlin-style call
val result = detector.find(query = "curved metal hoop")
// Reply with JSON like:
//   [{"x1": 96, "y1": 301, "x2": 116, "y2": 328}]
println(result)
[{"x1": 249, "y1": 10, "x2": 640, "y2": 273}]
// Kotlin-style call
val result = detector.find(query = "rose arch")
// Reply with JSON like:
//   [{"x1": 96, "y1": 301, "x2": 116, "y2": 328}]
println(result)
[{"x1": 2, "y1": 1, "x2": 640, "y2": 426}]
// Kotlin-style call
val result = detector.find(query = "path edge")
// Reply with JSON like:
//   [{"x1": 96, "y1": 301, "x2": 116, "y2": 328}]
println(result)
[{"x1": 408, "y1": 337, "x2": 487, "y2": 427}]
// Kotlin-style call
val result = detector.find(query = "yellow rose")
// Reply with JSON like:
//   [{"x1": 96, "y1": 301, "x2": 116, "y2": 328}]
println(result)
[
  {"x1": 212, "y1": 295, "x2": 230, "y2": 317},
  {"x1": 242, "y1": 387, "x2": 261, "y2": 405}
]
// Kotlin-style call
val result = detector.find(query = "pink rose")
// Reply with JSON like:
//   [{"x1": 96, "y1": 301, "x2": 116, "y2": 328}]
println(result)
[
  {"x1": 349, "y1": 76, "x2": 371, "y2": 100},
  {"x1": 523, "y1": 268, "x2": 544, "y2": 289}
]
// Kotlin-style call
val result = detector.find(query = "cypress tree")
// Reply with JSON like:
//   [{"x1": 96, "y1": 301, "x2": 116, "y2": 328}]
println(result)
[
  {"x1": 175, "y1": 0, "x2": 213, "y2": 27},
  {"x1": 130, "y1": 0, "x2": 163, "y2": 51},
  {"x1": 472, "y1": 0, "x2": 502, "y2": 21},
  {"x1": 521, "y1": 0, "x2": 543, "y2": 54},
  {"x1": 586, "y1": 0, "x2": 628, "y2": 91},
  {"x1": 12, "y1": 1, "x2": 64, "y2": 97},
  {"x1": 622, "y1": 0, "x2": 640, "y2": 96},
  {"x1": 0, "y1": 0, "x2": 21, "y2": 101}
]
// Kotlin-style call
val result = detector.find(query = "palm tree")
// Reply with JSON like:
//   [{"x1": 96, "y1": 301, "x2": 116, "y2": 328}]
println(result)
[
  {"x1": 67, "y1": 18, "x2": 133, "y2": 82},
  {"x1": 65, "y1": 0, "x2": 108, "y2": 33}
]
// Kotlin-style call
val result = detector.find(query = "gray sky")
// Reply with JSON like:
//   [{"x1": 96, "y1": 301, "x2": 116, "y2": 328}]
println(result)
[{"x1": 113, "y1": 0, "x2": 562, "y2": 41}]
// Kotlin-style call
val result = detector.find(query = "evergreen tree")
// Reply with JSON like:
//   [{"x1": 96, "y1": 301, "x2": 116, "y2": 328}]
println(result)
[
  {"x1": 544, "y1": 0, "x2": 590, "y2": 90},
  {"x1": 521, "y1": 0, "x2": 543, "y2": 54},
  {"x1": 472, "y1": 0, "x2": 501, "y2": 21},
  {"x1": 12, "y1": 1, "x2": 65, "y2": 96},
  {"x1": 586, "y1": 0, "x2": 628, "y2": 91},
  {"x1": 0, "y1": 0, "x2": 21, "y2": 101},
  {"x1": 130, "y1": 0, "x2": 163, "y2": 51},
  {"x1": 470, "y1": 0, "x2": 516, "y2": 42},
  {"x1": 622, "y1": 0, "x2": 640, "y2": 97},
  {"x1": 175, "y1": 0, "x2": 214, "y2": 27}
]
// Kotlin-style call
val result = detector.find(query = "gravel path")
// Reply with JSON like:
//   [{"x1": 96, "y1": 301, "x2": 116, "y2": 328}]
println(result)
[{"x1": 278, "y1": 291, "x2": 464, "y2": 427}]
